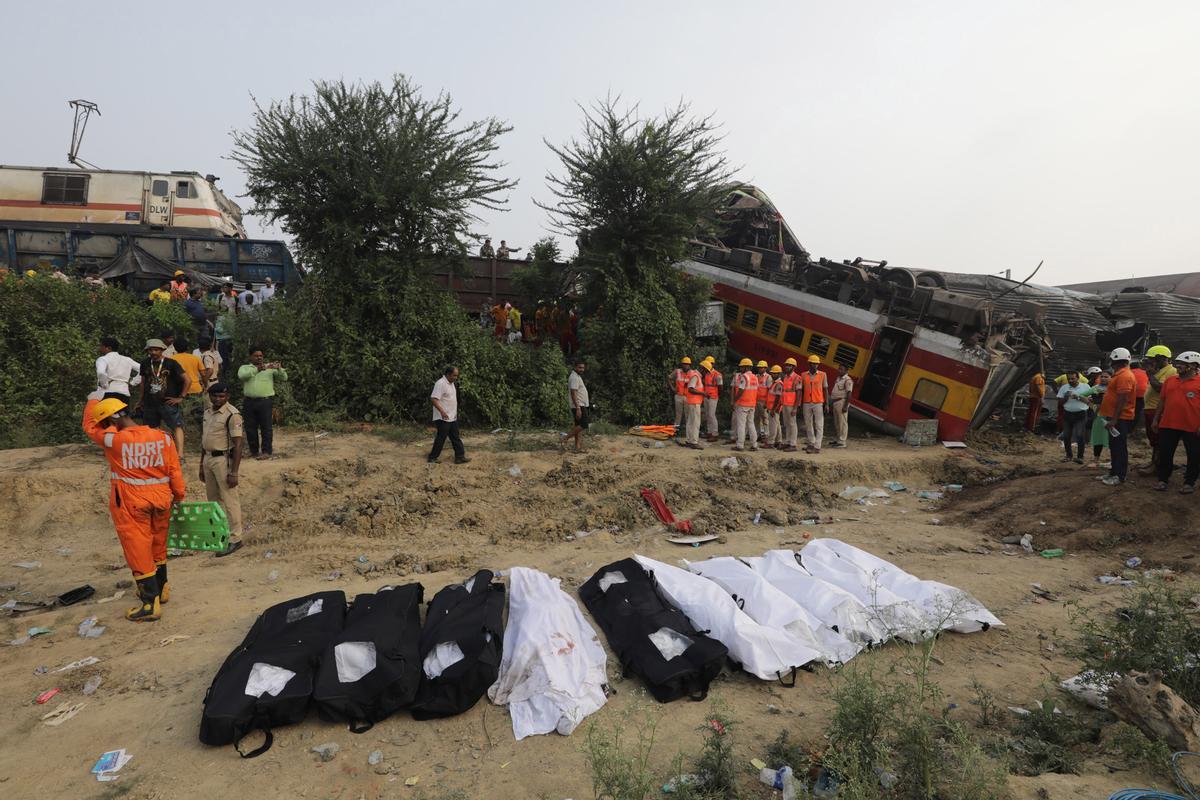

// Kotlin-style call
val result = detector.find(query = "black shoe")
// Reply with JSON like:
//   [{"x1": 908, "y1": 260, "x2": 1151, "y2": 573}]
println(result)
[
  {"x1": 454, "y1": 456, "x2": 471, "y2": 464},
  {"x1": 126, "y1": 575, "x2": 161, "y2": 622},
  {"x1": 427, "y1": 457, "x2": 439, "y2": 464},
  {"x1": 215, "y1": 540, "x2": 243, "y2": 558}
]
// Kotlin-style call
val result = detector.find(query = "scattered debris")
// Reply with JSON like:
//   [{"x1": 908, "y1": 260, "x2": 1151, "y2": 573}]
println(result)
[
  {"x1": 27, "y1": 626, "x2": 52, "y2": 638},
  {"x1": 838, "y1": 486, "x2": 872, "y2": 500},
  {"x1": 78, "y1": 617, "x2": 105, "y2": 638},
  {"x1": 507, "y1": 465, "x2": 522, "y2": 478},
  {"x1": 641, "y1": 487, "x2": 692, "y2": 533},
  {"x1": 1040, "y1": 548, "x2": 1065, "y2": 559},
  {"x1": 1020, "y1": 534, "x2": 1035, "y2": 554},
  {"x1": 35, "y1": 688, "x2": 61, "y2": 704},
  {"x1": 91, "y1": 748, "x2": 132, "y2": 782},
  {"x1": 1097, "y1": 575, "x2": 1135, "y2": 586},
  {"x1": 1060, "y1": 674, "x2": 1109, "y2": 710},
  {"x1": 57, "y1": 585, "x2": 95, "y2": 606},
  {"x1": 662, "y1": 774, "x2": 703, "y2": 793},
  {"x1": 325, "y1": 570, "x2": 342, "y2": 581},
  {"x1": 53, "y1": 656, "x2": 100, "y2": 673},
  {"x1": 368, "y1": 750, "x2": 383, "y2": 766},
  {"x1": 159, "y1": 635, "x2": 191, "y2": 647},
  {"x1": 12, "y1": 561, "x2": 41, "y2": 570},
  {"x1": 312, "y1": 742, "x2": 340, "y2": 762},
  {"x1": 404, "y1": 776, "x2": 420, "y2": 786},
  {"x1": 883, "y1": 481, "x2": 907, "y2": 492},
  {"x1": 942, "y1": 483, "x2": 964, "y2": 492},
  {"x1": 719, "y1": 456, "x2": 740, "y2": 471},
  {"x1": 915, "y1": 490, "x2": 944, "y2": 500},
  {"x1": 1030, "y1": 584, "x2": 1059, "y2": 602},
  {"x1": 667, "y1": 534, "x2": 719, "y2": 547},
  {"x1": 942, "y1": 441, "x2": 968, "y2": 449},
  {"x1": 42, "y1": 701, "x2": 86, "y2": 726},
  {"x1": 83, "y1": 676, "x2": 103, "y2": 695},
  {"x1": 1125, "y1": 557, "x2": 1143, "y2": 569}
]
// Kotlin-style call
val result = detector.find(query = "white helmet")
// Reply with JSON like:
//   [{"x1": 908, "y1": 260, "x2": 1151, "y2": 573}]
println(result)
[
  {"x1": 1175, "y1": 351, "x2": 1200, "y2": 365},
  {"x1": 1109, "y1": 347, "x2": 1132, "y2": 362},
  {"x1": 1085, "y1": 366, "x2": 1102, "y2": 375}
]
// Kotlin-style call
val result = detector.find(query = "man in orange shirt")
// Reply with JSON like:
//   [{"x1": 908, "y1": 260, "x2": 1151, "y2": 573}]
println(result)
[
  {"x1": 1151, "y1": 351, "x2": 1200, "y2": 494},
  {"x1": 1025, "y1": 372, "x2": 1045, "y2": 432},
  {"x1": 1130, "y1": 360, "x2": 1150, "y2": 434},
  {"x1": 669, "y1": 357, "x2": 692, "y2": 439},
  {"x1": 82, "y1": 391, "x2": 186, "y2": 621},
  {"x1": 779, "y1": 358, "x2": 800, "y2": 452},
  {"x1": 1098, "y1": 348, "x2": 1138, "y2": 486},
  {"x1": 700, "y1": 357, "x2": 723, "y2": 441}
]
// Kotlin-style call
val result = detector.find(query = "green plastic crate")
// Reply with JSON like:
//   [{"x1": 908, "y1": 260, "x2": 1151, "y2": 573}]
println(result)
[{"x1": 168, "y1": 501, "x2": 230, "y2": 551}]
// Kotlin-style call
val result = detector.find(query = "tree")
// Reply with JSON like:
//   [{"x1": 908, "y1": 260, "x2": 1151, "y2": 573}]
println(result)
[
  {"x1": 231, "y1": 75, "x2": 516, "y2": 282},
  {"x1": 540, "y1": 100, "x2": 731, "y2": 421},
  {"x1": 511, "y1": 236, "x2": 577, "y2": 304}
]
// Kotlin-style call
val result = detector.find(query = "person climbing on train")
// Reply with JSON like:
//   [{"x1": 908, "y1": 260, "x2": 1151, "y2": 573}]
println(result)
[{"x1": 82, "y1": 391, "x2": 186, "y2": 622}]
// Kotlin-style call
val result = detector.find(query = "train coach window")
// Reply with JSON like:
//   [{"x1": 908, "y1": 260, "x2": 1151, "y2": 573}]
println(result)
[
  {"x1": 724, "y1": 302, "x2": 739, "y2": 323},
  {"x1": 42, "y1": 174, "x2": 89, "y2": 205},
  {"x1": 740, "y1": 308, "x2": 759, "y2": 330},
  {"x1": 176, "y1": 181, "x2": 196, "y2": 199},
  {"x1": 151, "y1": 179, "x2": 168, "y2": 196},
  {"x1": 761, "y1": 316, "x2": 780, "y2": 339},
  {"x1": 807, "y1": 335, "x2": 831, "y2": 358},
  {"x1": 783, "y1": 324, "x2": 806, "y2": 348},
  {"x1": 912, "y1": 378, "x2": 948, "y2": 411},
  {"x1": 833, "y1": 343, "x2": 859, "y2": 370}
]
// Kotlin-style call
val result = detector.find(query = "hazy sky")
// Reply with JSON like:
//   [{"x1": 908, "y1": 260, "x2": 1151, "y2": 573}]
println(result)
[{"x1": 4, "y1": 1, "x2": 1198, "y2": 286}]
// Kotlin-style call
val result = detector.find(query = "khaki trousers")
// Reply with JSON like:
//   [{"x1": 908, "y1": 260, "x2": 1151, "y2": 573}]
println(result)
[
  {"x1": 203, "y1": 455, "x2": 243, "y2": 542},
  {"x1": 673, "y1": 394, "x2": 686, "y2": 432},
  {"x1": 803, "y1": 403, "x2": 825, "y2": 450},
  {"x1": 702, "y1": 397, "x2": 719, "y2": 437},
  {"x1": 734, "y1": 406, "x2": 758, "y2": 449},
  {"x1": 767, "y1": 410, "x2": 781, "y2": 445},
  {"x1": 834, "y1": 405, "x2": 850, "y2": 445},
  {"x1": 685, "y1": 403, "x2": 702, "y2": 445},
  {"x1": 783, "y1": 405, "x2": 798, "y2": 447},
  {"x1": 755, "y1": 401, "x2": 767, "y2": 438}
]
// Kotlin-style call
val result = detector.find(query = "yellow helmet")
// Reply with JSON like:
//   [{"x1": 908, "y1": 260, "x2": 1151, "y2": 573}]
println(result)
[
  {"x1": 784, "y1": 357, "x2": 798, "y2": 367},
  {"x1": 680, "y1": 356, "x2": 692, "y2": 365},
  {"x1": 770, "y1": 365, "x2": 782, "y2": 374},
  {"x1": 1146, "y1": 345, "x2": 1172, "y2": 359},
  {"x1": 703, "y1": 355, "x2": 714, "y2": 364},
  {"x1": 738, "y1": 357, "x2": 753, "y2": 367},
  {"x1": 808, "y1": 355, "x2": 821, "y2": 364},
  {"x1": 756, "y1": 360, "x2": 768, "y2": 368},
  {"x1": 92, "y1": 397, "x2": 128, "y2": 423},
  {"x1": 25, "y1": 269, "x2": 37, "y2": 278}
]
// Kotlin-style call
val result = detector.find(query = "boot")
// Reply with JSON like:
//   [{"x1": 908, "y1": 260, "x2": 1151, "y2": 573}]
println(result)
[
  {"x1": 126, "y1": 575, "x2": 162, "y2": 622},
  {"x1": 156, "y1": 563, "x2": 169, "y2": 604}
]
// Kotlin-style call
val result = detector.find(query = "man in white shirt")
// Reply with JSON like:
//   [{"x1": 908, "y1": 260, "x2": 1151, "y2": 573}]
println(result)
[
  {"x1": 568, "y1": 360, "x2": 590, "y2": 453},
  {"x1": 428, "y1": 366, "x2": 470, "y2": 464},
  {"x1": 258, "y1": 277, "x2": 276, "y2": 304},
  {"x1": 95, "y1": 336, "x2": 141, "y2": 401},
  {"x1": 238, "y1": 282, "x2": 256, "y2": 309}
]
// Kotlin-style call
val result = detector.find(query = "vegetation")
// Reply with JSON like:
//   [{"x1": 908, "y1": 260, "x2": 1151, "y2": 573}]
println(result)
[
  {"x1": 0, "y1": 275, "x2": 190, "y2": 448},
  {"x1": 511, "y1": 236, "x2": 576, "y2": 304},
  {"x1": 541, "y1": 100, "x2": 729, "y2": 422},
  {"x1": 582, "y1": 704, "x2": 660, "y2": 800},
  {"x1": 1006, "y1": 696, "x2": 1090, "y2": 776}
]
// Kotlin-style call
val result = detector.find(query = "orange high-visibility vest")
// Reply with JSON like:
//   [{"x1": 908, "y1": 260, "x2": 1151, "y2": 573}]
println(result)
[
  {"x1": 673, "y1": 368, "x2": 688, "y2": 396},
  {"x1": 756, "y1": 373, "x2": 770, "y2": 404},
  {"x1": 685, "y1": 370, "x2": 704, "y2": 405},
  {"x1": 703, "y1": 369, "x2": 722, "y2": 400},
  {"x1": 801, "y1": 370, "x2": 826, "y2": 404},
  {"x1": 781, "y1": 373, "x2": 799, "y2": 407},
  {"x1": 735, "y1": 371, "x2": 759, "y2": 407}
]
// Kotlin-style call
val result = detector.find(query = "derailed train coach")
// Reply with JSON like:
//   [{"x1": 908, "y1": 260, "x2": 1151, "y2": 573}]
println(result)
[{"x1": 680, "y1": 185, "x2": 1049, "y2": 442}]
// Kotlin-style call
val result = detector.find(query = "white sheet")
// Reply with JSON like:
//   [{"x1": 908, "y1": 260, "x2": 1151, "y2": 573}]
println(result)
[
  {"x1": 333, "y1": 641, "x2": 376, "y2": 683},
  {"x1": 487, "y1": 567, "x2": 608, "y2": 740},
  {"x1": 633, "y1": 555, "x2": 821, "y2": 680},
  {"x1": 745, "y1": 551, "x2": 890, "y2": 647},
  {"x1": 423, "y1": 641, "x2": 466, "y2": 679},
  {"x1": 244, "y1": 662, "x2": 296, "y2": 698},
  {"x1": 801, "y1": 539, "x2": 1003, "y2": 634},
  {"x1": 686, "y1": 556, "x2": 860, "y2": 666}
]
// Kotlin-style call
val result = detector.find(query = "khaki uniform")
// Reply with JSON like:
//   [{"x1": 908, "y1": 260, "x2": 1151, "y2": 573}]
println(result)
[
  {"x1": 200, "y1": 350, "x2": 222, "y2": 410},
  {"x1": 830, "y1": 374, "x2": 854, "y2": 446},
  {"x1": 201, "y1": 403, "x2": 244, "y2": 542}
]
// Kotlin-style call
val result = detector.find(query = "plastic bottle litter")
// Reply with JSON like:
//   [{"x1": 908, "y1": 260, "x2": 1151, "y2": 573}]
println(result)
[
  {"x1": 28, "y1": 626, "x2": 52, "y2": 638},
  {"x1": 838, "y1": 486, "x2": 871, "y2": 500},
  {"x1": 507, "y1": 465, "x2": 522, "y2": 478},
  {"x1": 9, "y1": 635, "x2": 31, "y2": 646},
  {"x1": 1125, "y1": 556, "x2": 1142, "y2": 568},
  {"x1": 752, "y1": 512, "x2": 762, "y2": 525},
  {"x1": 312, "y1": 742, "x2": 340, "y2": 762},
  {"x1": 12, "y1": 561, "x2": 41, "y2": 569},
  {"x1": 662, "y1": 774, "x2": 704, "y2": 793},
  {"x1": 883, "y1": 481, "x2": 907, "y2": 492},
  {"x1": 78, "y1": 617, "x2": 106, "y2": 638},
  {"x1": 758, "y1": 765, "x2": 797, "y2": 797},
  {"x1": 367, "y1": 750, "x2": 383, "y2": 766},
  {"x1": 1040, "y1": 548, "x2": 1065, "y2": 559},
  {"x1": 1020, "y1": 534, "x2": 1035, "y2": 554},
  {"x1": 1097, "y1": 575, "x2": 1134, "y2": 586},
  {"x1": 915, "y1": 490, "x2": 945, "y2": 500},
  {"x1": 83, "y1": 676, "x2": 103, "y2": 695},
  {"x1": 942, "y1": 483, "x2": 964, "y2": 492}
]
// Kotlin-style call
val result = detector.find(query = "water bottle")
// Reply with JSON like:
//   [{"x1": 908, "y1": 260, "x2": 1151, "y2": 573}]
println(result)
[{"x1": 758, "y1": 766, "x2": 796, "y2": 799}]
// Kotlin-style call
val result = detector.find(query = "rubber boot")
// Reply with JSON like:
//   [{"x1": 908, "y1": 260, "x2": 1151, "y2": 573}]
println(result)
[
  {"x1": 156, "y1": 563, "x2": 169, "y2": 604},
  {"x1": 126, "y1": 575, "x2": 162, "y2": 622}
]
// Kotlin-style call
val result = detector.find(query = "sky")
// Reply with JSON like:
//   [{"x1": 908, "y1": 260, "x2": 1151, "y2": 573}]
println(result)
[{"x1": 3, "y1": 1, "x2": 1198, "y2": 286}]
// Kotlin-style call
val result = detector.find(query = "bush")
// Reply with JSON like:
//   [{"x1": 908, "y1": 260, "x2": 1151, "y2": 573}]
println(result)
[
  {"x1": 0, "y1": 275, "x2": 190, "y2": 448},
  {"x1": 582, "y1": 704, "x2": 660, "y2": 800},
  {"x1": 1007, "y1": 696, "x2": 1091, "y2": 776}
]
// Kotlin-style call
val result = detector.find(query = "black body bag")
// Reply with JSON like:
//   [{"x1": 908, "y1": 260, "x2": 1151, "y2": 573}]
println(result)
[
  {"x1": 579, "y1": 558, "x2": 727, "y2": 703},
  {"x1": 199, "y1": 591, "x2": 347, "y2": 757},
  {"x1": 409, "y1": 570, "x2": 505, "y2": 720},
  {"x1": 313, "y1": 583, "x2": 424, "y2": 732}
]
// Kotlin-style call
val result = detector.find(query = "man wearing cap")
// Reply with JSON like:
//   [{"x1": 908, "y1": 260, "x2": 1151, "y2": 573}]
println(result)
[
  {"x1": 701, "y1": 357, "x2": 723, "y2": 441},
  {"x1": 731, "y1": 358, "x2": 759, "y2": 451},
  {"x1": 801, "y1": 355, "x2": 830, "y2": 453},
  {"x1": 829, "y1": 364, "x2": 854, "y2": 448},
  {"x1": 670, "y1": 357, "x2": 693, "y2": 439},
  {"x1": 779, "y1": 358, "x2": 800, "y2": 452},
  {"x1": 754, "y1": 360, "x2": 770, "y2": 442},
  {"x1": 137, "y1": 338, "x2": 191, "y2": 456},
  {"x1": 765, "y1": 365, "x2": 784, "y2": 448},
  {"x1": 81, "y1": 390, "x2": 186, "y2": 622},
  {"x1": 1151, "y1": 351, "x2": 1200, "y2": 494},
  {"x1": 1098, "y1": 347, "x2": 1138, "y2": 486},
  {"x1": 169, "y1": 270, "x2": 189, "y2": 302},
  {"x1": 238, "y1": 346, "x2": 287, "y2": 460},
  {"x1": 201, "y1": 382, "x2": 245, "y2": 556},
  {"x1": 1142, "y1": 346, "x2": 1177, "y2": 470},
  {"x1": 683, "y1": 359, "x2": 706, "y2": 449}
]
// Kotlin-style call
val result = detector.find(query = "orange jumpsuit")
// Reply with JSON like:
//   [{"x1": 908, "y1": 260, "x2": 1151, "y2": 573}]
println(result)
[{"x1": 83, "y1": 399, "x2": 186, "y2": 579}]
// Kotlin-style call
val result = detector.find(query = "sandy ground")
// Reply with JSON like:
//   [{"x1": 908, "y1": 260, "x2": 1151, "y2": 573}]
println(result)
[{"x1": 0, "y1": 424, "x2": 1191, "y2": 799}]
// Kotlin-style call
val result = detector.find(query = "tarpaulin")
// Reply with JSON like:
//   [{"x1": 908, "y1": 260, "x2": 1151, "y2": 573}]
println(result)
[{"x1": 640, "y1": 488, "x2": 692, "y2": 533}]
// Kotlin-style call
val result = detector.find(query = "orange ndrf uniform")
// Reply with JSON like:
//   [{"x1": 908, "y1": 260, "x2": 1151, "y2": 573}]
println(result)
[{"x1": 83, "y1": 399, "x2": 186, "y2": 580}]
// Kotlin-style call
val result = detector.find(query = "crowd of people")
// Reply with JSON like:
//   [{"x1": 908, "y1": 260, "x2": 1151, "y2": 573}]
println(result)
[
  {"x1": 1027, "y1": 345, "x2": 1200, "y2": 491},
  {"x1": 480, "y1": 296, "x2": 580, "y2": 356}
]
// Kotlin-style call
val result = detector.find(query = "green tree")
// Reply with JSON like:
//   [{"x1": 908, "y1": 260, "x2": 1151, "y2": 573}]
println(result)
[
  {"x1": 511, "y1": 236, "x2": 576, "y2": 305},
  {"x1": 540, "y1": 100, "x2": 731, "y2": 421}
]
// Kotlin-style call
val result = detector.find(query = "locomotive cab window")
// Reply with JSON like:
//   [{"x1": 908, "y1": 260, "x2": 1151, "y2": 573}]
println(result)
[
  {"x1": 910, "y1": 378, "x2": 948, "y2": 417},
  {"x1": 783, "y1": 324, "x2": 806, "y2": 348},
  {"x1": 42, "y1": 174, "x2": 89, "y2": 205},
  {"x1": 151, "y1": 179, "x2": 168, "y2": 196},
  {"x1": 176, "y1": 181, "x2": 195, "y2": 199},
  {"x1": 740, "y1": 308, "x2": 759, "y2": 330},
  {"x1": 761, "y1": 316, "x2": 781, "y2": 338}
]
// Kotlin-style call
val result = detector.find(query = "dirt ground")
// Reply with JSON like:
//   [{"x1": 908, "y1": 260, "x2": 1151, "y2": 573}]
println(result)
[{"x1": 0, "y1": 423, "x2": 1193, "y2": 799}]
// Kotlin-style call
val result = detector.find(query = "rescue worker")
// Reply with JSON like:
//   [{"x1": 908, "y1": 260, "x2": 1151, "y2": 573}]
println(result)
[
  {"x1": 480, "y1": 238, "x2": 495, "y2": 258},
  {"x1": 701, "y1": 357, "x2": 723, "y2": 441},
  {"x1": 1098, "y1": 347, "x2": 1138, "y2": 486},
  {"x1": 1151, "y1": 351, "x2": 1200, "y2": 494},
  {"x1": 829, "y1": 363, "x2": 854, "y2": 448},
  {"x1": 777, "y1": 358, "x2": 800, "y2": 452},
  {"x1": 670, "y1": 357, "x2": 693, "y2": 439},
  {"x1": 169, "y1": 270, "x2": 190, "y2": 302},
  {"x1": 765, "y1": 365, "x2": 784, "y2": 448},
  {"x1": 1025, "y1": 372, "x2": 1046, "y2": 432},
  {"x1": 1142, "y1": 345, "x2": 1177, "y2": 471},
  {"x1": 491, "y1": 300, "x2": 507, "y2": 339},
  {"x1": 801, "y1": 355, "x2": 830, "y2": 453},
  {"x1": 1130, "y1": 360, "x2": 1150, "y2": 434},
  {"x1": 200, "y1": 382, "x2": 245, "y2": 557},
  {"x1": 754, "y1": 360, "x2": 770, "y2": 441},
  {"x1": 683, "y1": 359, "x2": 706, "y2": 449},
  {"x1": 731, "y1": 358, "x2": 759, "y2": 452},
  {"x1": 82, "y1": 391, "x2": 185, "y2": 622}
]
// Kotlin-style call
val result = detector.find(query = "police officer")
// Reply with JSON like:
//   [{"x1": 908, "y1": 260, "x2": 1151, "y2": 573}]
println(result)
[{"x1": 200, "y1": 382, "x2": 245, "y2": 557}]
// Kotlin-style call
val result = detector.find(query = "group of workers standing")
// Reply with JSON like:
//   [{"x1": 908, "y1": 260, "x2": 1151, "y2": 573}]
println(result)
[
  {"x1": 1029, "y1": 344, "x2": 1200, "y2": 492},
  {"x1": 671, "y1": 355, "x2": 853, "y2": 453},
  {"x1": 483, "y1": 296, "x2": 579, "y2": 355}
]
